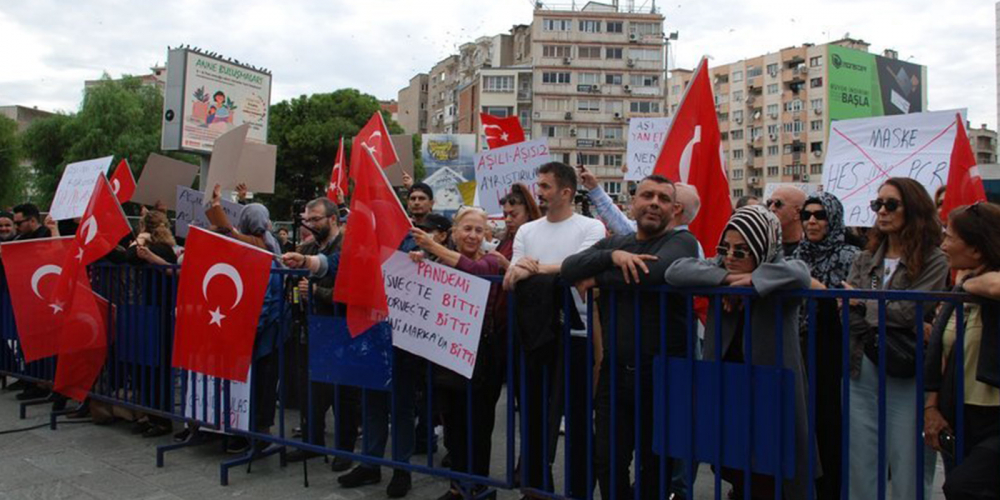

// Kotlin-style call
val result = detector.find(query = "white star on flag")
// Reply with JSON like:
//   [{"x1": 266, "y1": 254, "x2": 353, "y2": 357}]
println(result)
[
  {"x1": 75, "y1": 248, "x2": 84, "y2": 262},
  {"x1": 500, "y1": 132, "x2": 509, "y2": 141},
  {"x1": 49, "y1": 301, "x2": 64, "y2": 314},
  {"x1": 208, "y1": 307, "x2": 226, "y2": 327}
]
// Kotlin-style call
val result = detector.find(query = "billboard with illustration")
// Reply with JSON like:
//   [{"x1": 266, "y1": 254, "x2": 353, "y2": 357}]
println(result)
[
  {"x1": 827, "y1": 44, "x2": 926, "y2": 121},
  {"x1": 161, "y1": 48, "x2": 271, "y2": 154},
  {"x1": 420, "y1": 134, "x2": 477, "y2": 212}
]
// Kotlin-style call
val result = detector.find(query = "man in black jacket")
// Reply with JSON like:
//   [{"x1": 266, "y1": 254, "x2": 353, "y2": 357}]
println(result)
[
  {"x1": 12, "y1": 204, "x2": 51, "y2": 241},
  {"x1": 561, "y1": 175, "x2": 699, "y2": 500}
]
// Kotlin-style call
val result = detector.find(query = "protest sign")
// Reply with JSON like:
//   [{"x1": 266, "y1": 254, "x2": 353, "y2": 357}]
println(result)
[
  {"x1": 385, "y1": 135, "x2": 415, "y2": 187},
  {"x1": 174, "y1": 185, "x2": 243, "y2": 238},
  {"x1": 821, "y1": 109, "x2": 963, "y2": 226},
  {"x1": 49, "y1": 156, "x2": 114, "y2": 220},
  {"x1": 133, "y1": 154, "x2": 200, "y2": 210},
  {"x1": 382, "y1": 251, "x2": 490, "y2": 379},
  {"x1": 474, "y1": 139, "x2": 550, "y2": 215},
  {"x1": 236, "y1": 142, "x2": 277, "y2": 194},
  {"x1": 184, "y1": 367, "x2": 251, "y2": 432},
  {"x1": 624, "y1": 117, "x2": 671, "y2": 181},
  {"x1": 204, "y1": 124, "x2": 249, "y2": 194}
]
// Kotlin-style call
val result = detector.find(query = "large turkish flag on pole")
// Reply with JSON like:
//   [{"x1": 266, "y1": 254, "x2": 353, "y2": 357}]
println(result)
[
  {"x1": 172, "y1": 226, "x2": 274, "y2": 381},
  {"x1": 351, "y1": 112, "x2": 398, "y2": 171},
  {"x1": 653, "y1": 58, "x2": 731, "y2": 257},
  {"x1": 0, "y1": 237, "x2": 75, "y2": 361},
  {"x1": 53, "y1": 279, "x2": 111, "y2": 402},
  {"x1": 109, "y1": 158, "x2": 136, "y2": 204},
  {"x1": 334, "y1": 147, "x2": 411, "y2": 336},
  {"x1": 939, "y1": 114, "x2": 987, "y2": 222}
]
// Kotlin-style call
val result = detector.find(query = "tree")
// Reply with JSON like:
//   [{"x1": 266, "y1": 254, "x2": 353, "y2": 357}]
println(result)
[
  {"x1": 260, "y1": 89, "x2": 411, "y2": 220},
  {"x1": 0, "y1": 114, "x2": 25, "y2": 208}
]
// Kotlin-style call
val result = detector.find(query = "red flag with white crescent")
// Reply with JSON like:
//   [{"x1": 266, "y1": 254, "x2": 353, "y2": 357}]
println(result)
[
  {"x1": 480, "y1": 113, "x2": 526, "y2": 149},
  {"x1": 109, "y1": 159, "x2": 136, "y2": 204},
  {"x1": 327, "y1": 137, "x2": 347, "y2": 203},
  {"x1": 350, "y1": 112, "x2": 398, "y2": 173},
  {"x1": 939, "y1": 114, "x2": 987, "y2": 221},
  {"x1": 53, "y1": 279, "x2": 111, "y2": 402}
]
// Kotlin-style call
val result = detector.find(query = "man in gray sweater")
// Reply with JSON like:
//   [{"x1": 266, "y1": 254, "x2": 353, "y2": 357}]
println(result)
[{"x1": 561, "y1": 174, "x2": 699, "y2": 500}]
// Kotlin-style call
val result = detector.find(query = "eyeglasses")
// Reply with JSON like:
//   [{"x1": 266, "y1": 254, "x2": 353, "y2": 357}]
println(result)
[
  {"x1": 499, "y1": 194, "x2": 525, "y2": 206},
  {"x1": 302, "y1": 215, "x2": 328, "y2": 224},
  {"x1": 870, "y1": 198, "x2": 902, "y2": 213},
  {"x1": 716, "y1": 245, "x2": 751, "y2": 260},
  {"x1": 766, "y1": 198, "x2": 784, "y2": 209},
  {"x1": 800, "y1": 209, "x2": 828, "y2": 221}
]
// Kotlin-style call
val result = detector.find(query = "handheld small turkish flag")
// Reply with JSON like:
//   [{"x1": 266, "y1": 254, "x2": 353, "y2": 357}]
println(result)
[
  {"x1": 351, "y1": 112, "x2": 398, "y2": 173},
  {"x1": 480, "y1": 113, "x2": 526, "y2": 149},
  {"x1": 653, "y1": 58, "x2": 731, "y2": 257},
  {"x1": 334, "y1": 146, "x2": 411, "y2": 336},
  {"x1": 327, "y1": 137, "x2": 347, "y2": 203},
  {"x1": 109, "y1": 159, "x2": 136, "y2": 204},
  {"x1": 0, "y1": 237, "x2": 75, "y2": 361},
  {"x1": 939, "y1": 114, "x2": 987, "y2": 222},
  {"x1": 172, "y1": 225, "x2": 274, "y2": 381},
  {"x1": 53, "y1": 278, "x2": 111, "y2": 402}
]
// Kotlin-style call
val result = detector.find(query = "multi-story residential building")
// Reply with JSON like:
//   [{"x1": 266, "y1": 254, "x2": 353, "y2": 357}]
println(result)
[
  {"x1": 427, "y1": 55, "x2": 460, "y2": 133},
  {"x1": 397, "y1": 74, "x2": 429, "y2": 135},
  {"x1": 969, "y1": 123, "x2": 998, "y2": 165},
  {"x1": 668, "y1": 38, "x2": 926, "y2": 200}
]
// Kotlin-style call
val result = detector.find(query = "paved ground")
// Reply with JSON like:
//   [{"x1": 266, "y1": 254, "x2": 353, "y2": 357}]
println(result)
[{"x1": 0, "y1": 377, "x2": 946, "y2": 499}]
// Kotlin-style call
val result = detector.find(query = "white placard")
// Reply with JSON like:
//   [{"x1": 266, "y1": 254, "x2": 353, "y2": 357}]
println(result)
[
  {"x1": 49, "y1": 156, "x2": 114, "y2": 220},
  {"x1": 184, "y1": 367, "x2": 251, "y2": 432},
  {"x1": 474, "y1": 139, "x2": 550, "y2": 216},
  {"x1": 174, "y1": 185, "x2": 243, "y2": 238},
  {"x1": 822, "y1": 109, "x2": 964, "y2": 227},
  {"x1": 382, "y1": 251, "x2": 491, "y2": 379},
  {"x1": 624, "y1": 117, "x2": 671, "y2": 181}
]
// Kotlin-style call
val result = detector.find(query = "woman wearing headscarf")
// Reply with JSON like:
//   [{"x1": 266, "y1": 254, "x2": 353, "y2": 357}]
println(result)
[
  {"x1": 791, "y1": 192, "x2": 858, "y2": 500},
  {"x1": 665, "y1": 205, "x2": 814, "y2": 500}
]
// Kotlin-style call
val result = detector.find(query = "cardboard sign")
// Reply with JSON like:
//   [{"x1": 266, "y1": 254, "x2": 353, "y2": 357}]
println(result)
[
  {"x1": 236, "y1": 142, "x2": 277, "y2": 194},
  {"x1": 49, "y1": 156, "x2": 114, "y2": 220},
  {"x1": 184, "y1": 367, "x2": 251, "y2": 432},
  {"x1": 133, "y1": 154, "x2": 201, "y2": 210},
  {"x1": 624, "y1": 117, "x2": 671, "y2": 181},
  {"x1": 821, "y1": 109, "x2": 963, "y2": 226},
  {"x1": 204, "y1": 124, "x2": 250, "y2": 194},
  {"x1": 385, "y1": 135, "x2": 415, "y2": 187},
  {"x1": 382, "y1": 251, "x2": 491, "y2": 379},
  {"x1": 474, "y1": 139, "x2": 550, "y2": 216},
  {"x1": 174, "y1": 185, "x2": 243, "y2": 238}
]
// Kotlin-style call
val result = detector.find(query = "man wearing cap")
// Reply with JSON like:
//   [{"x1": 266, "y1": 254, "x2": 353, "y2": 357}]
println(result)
[{"x1": 412, "y1": 213, "x2": 451, "y2": 252}]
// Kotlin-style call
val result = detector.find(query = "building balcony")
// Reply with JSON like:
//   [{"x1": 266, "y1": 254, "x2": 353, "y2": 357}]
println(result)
[{"x1": 517, "y1": 89, "x2": 533, "y2": 101}]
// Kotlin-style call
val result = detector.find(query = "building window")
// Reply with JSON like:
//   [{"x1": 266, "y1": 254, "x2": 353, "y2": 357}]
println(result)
[
  {"x1": 606, "y1": 21, "x2": 624, "y2": 33},
  {"x1": 732, "y1": 149, "x2": 745, "y2": 160},
  {"x1": 766, "y1": 104, "x2": 779, "y2": 117},
  {"x1": 544, "y1": 125, "x2": 568, "y2": 137},
  {"x1": 767, "y1": 145, "x2": 779, "y2": 156},
  {"x1": 765, "y1": 166, "x2": 778, "y2": 177},
  {"x1": 782, "y1": 121, "x2": 804, "y2": 133},
  {"x1": 577, "y1": 126, "x2": 599, "y2": 139},
  {"x1": 483, "y1": 106, "x2": 508, "y2": 117},
  {"x1": 784, "y1": 99, "x2": 803, "y2": 112},
  {"x1": 766, "y1": 63, "x2": 779, "y2": 76},
  {"x1": 542, "y1": 72, "x2": 571, "y2": 84},
  {"x1": 603, "y1": 127, "x2": 623, "y2": 140},
  {"x1": 732, "y1": 90, "x2": 744, "y2": 102},
  {"x1": 483, "y1": 75, "x2": 514, "y2": 93},
  {"x1": 630, "y1": 48, "x2": 660, "y2": 61},
  {"x1": 732, "y1": 110, "x2": 744, "y2": 122},
  {"x1": 810, "y1": 77, "x2": 823, "y2": 88},
  {"x1": 731, "y1": 70, "x2": 744, "y2": 83},
  {"x1": 604, "y1": 154, "x2": 623, "y2": 166},
  {"x1": 747, "y1": 66, "x2": 762, "y2": 78},
  {"x1": 731, "y1": 168, "x2": 744, "y2": 180},
  {"x1": 767, "y1": 83, "x2": 779, "y2": 95},
  {"x1": 630, "y1": 74, "x2": 659, "y2": 87},
  {"x1": 733, "y1": 188, "x2": 745, "y2": 197},
  {"x1": 542, "y1": 45, "x2": 572, "y2": 58},
  {"x1": 579, "y1": 20, "x2": 601, "y2": 33},
  {"x1": 809, "y1": 55, "x2": 823, "y2": 67},
  {"x1": 810, "y1": 163, "x2": 823, "y2": 174},
  {"x1": 629, "y1": 101, "x2": 660, "y2": 113},
  {"x1": 767, "y1": 124, "x2": 779, "y2": 136},
  {"x1": 751, "y1": 127, "x2": 763, "y2": 140},
  {"x1": 810, "y1": 98, "x2": 823, "y2": 110},
  {"x1": 810, "y1": 120, "x2": 823, "y2": 131},
  {"x1": 579, "y1": 153, "x2": 600, "y2": 165},
  {"x1": 731, "y1": 129, "x2": 744, "y2": 140},
  {"x1": 606, "y1": 100, "x2": 624, "y2": 115},
  {"x1": 543, "y1": 19, "x2": 572, "y2": 31},
  {"x1": 671, "y1": 84, "x2": 681, "y2": 94},
  {"x1": 542, "y1": 98, "x2": 570, "y2": 111},
  {"x1": 631, "y1": 22, "x2": 660, "y2": 36},
  {"x1": 605, "y1": 47, "x2": 624, "y2": 60},
  {"x1": 606, "y1": 73, "x2": 623, "y2": 85},
  {"x1": 810, "y1": 142, "x2": 823, "y2": 153},
  {"x1": 579, "y1": 72, "x2": 600, "y2": 85},
  {"x1": 577, "y1": 99, "x2": 600, "y2": 112},
  {"x1": 603, "y1": 181, "x2": 622, "y2": 194},
  {"x1": 579, "y1": 46, "x2": 602, "y2": 59}
]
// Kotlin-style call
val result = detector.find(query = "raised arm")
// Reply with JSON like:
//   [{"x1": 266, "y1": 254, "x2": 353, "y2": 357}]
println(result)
[{"x1": 587, "y1": 185, "x2": 636, "y2": 236}]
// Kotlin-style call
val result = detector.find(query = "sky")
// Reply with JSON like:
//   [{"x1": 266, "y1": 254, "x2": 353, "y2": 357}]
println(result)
[{"x1": 0, "y1": 0, "x2": 995, "y2": 129}]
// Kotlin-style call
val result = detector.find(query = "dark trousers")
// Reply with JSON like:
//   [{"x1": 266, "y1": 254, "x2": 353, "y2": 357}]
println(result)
[
  {"x1": 812, "y1": 299, "x2": 843, "y2": 500},
  {"x1": 942, "y1": 404, "x2": 1000, "y2": 500},
  {"x1": 359, "y1": 348, "x2": 419, "y2": 468},
  {"x1": 548, "y1": 335, "x2": 592, "y2": 498},
  {"x1": 441, "y1": 365, "x2": 505, "y2": 480},
  {"x1": 517, "y1": 340, "x2": 557, "y2": 491},
  {"x1": 252, "y1": 348, "x2": 280, "y2": 432},
  {"x1": 595, "y1": 361, "x2": 663, "y2": 500},
  {"x1": 307, "y1": 382, "x2": 361, "y2": 451}
]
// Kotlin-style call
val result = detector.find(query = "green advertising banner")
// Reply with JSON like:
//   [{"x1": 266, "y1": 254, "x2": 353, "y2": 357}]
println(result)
[{"x1": 827, "y1": 45, "x2": 924, "y2": 120}]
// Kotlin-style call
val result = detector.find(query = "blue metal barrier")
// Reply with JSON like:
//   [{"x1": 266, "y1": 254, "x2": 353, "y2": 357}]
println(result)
[{"x1": 1, "y1": 262, "x2": 998, "y2": 499}]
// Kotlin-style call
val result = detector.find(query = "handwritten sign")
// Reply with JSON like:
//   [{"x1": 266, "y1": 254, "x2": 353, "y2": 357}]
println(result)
[
  {"x1": 624, "y1": 117, "x2": 671, "y2": 181},
  {"x1": 49, "y1": 156, "x2": 114, "y2": 220},
  {"x1": 474, "y1": 139, "x2": 550, "y2": 216},
  {"x1": 382, "y1": 251, "x2": 490, "y2": 379},
  {"x1": 822, "y1": 109, "x2": 963, "y2": 226},
  {"x1": 184, "y1": 367, "x2": 251, "y2": 432},
  {"x1": 174, "y1": 185, "x2": 243, "y2": 238}
]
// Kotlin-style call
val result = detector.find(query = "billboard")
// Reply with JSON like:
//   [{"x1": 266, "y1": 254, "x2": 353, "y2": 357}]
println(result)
[
  {"x1": 827, "y1": 45, "x2": 926, "y2": 120},
  {"x1": 420, "y1": 134, "x2": 477, "y2": 212},
  {"x1": 161, "y1": 49, "x2": 272, "y2": 154}
]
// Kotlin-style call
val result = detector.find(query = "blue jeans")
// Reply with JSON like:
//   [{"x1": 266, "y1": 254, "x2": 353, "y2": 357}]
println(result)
[
  {"x1": 848, "y1": 356, "x2": 936, "y2": 500},
  {"x1": 359, "y1": 349, "x2": 417, "y2": 469}
]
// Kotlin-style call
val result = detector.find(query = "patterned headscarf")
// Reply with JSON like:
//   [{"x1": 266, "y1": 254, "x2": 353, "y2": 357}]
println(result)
[
  {"x1": 719, "y1": 205, "x2": 783, "y2": 267},
  {"x1": 792, "y1": 192, "x2": 859, "y2": 287}
]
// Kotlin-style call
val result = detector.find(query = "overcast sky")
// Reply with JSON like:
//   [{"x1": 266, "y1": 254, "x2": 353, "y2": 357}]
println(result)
[{"x1": 1, "y1": 0, "x2": 995, "y2": 129}]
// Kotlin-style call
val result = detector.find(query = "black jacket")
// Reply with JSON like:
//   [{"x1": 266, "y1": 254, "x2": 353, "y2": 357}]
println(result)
[{"x1": 298, "y1": 234, "x2": 342, "y2": 317}]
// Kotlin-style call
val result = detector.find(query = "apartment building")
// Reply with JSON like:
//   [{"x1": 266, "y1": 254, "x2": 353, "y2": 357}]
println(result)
[
  {"x1": 969, "y1": 123, "x2": 998, "y2": 165},
  {"x1": 398, "y1": 74, "x2": 429, "y2": 135}
]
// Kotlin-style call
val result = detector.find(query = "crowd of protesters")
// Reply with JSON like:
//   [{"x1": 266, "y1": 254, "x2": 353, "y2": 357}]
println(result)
[{"x1": 2, "y1": 162, "x2": 1000, "y2": 500}]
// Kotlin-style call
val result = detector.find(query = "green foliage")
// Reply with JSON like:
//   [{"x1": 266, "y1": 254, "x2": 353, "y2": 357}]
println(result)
[
  {"x1": 0, "y1": 115, "x2": 24, "y2": 208},
  {"x1": 412, "y1": 134, "x2": 425, "y2": 181}
]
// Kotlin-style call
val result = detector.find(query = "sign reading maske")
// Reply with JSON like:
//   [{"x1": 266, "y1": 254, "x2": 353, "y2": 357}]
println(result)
[
  {"x1": 821, "y1": 109, "x2": 963, "y2": 227},
  {"x1": 161, "y1": 48, "x2": 271, "y2": 154},
  {"x1": 474, "y1": 139, "x2": 550, "y2": 216},
  {"x1": 382, "y1": 251, "x2": 490, "y2": 379},
  {"x1": 49, "y1": 156, "x2": 115, "y2": 220},
  {"x1": 624, "y1": 117, "x2": 670, "y2": 181},
  {"x1": 827, "y1": 44, "x2": 926, "y2": 120}
]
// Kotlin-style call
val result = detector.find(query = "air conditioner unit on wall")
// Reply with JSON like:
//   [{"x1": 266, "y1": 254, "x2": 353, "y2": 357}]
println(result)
[
  {"x1": 627, "y1": 59, "x2": 635, "y2": 68},
  {"x1": 814, "y1": 107, "x2": 823, "y2": 115},
  {"x1": 569, "y1": 128, "x2": 577, "y2": 136},
  {"x1": 629, "y1": 33, "x2": 639, "y2": 42},
  {"x1": 623, "y1": 85, "x2": 632, "y2": 93},
  {"x1": 564, "y1": 112, "x2": 573, "y2": 120},
  {"x1": 563, "y1": 57, "x2": 572, "y2": 65},
  {"x1": 813, "y1": 150, "x2": 822, "y2": 157},
  {"x1": 802, "y1": 174, "x2": 810, "y2": 181}
]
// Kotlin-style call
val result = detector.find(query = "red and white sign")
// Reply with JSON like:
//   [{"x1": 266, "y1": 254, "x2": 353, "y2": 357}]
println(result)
[{"x1": 474, "y1": 139, "x2": 550, "y2": 216}]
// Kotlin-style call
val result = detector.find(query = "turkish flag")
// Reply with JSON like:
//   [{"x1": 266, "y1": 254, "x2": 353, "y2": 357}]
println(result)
[
  {"x1": 327, "y1": 137, "x2": 347, "y2": 203},
  {"x1": 109, "y1": 159, "x2": 136, "y2": 204},
  {"x1": 480, "y1": 113, "x2": 526, "y2": 149},
  {"x1": 0, "y1": 237, "x2": 75, "y2": 361},
  {"x1": 172, "y1": 225, "x2": 274, "y2": 381},
  {"x1": 334, "y1": 146, "x2": 411, "y2": 336},
  {"x1": 351, "y1": 112, "x2": 398, "y2": 171},
  {"x1": 939, "y1": 114, "x2": 987, "y2": 222},
  {"x1": 53, "y1": 278, "x2": 111, "y2": 402},
  {"x1": 653, "y1": 58, "x2": 731, "y2": 257}
]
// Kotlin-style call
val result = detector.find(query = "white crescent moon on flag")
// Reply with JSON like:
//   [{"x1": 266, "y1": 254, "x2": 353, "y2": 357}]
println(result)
[
  {"x1": 483, "y1": 124, "x2": 503, "y2": 132},
  {"x1": 80, "y1": 216, "x2": 98, "y2": 246},
  {"x1": 202, "y1": 263, "x2": 244, "y2": 309},
  {"x1": 678, "y1": 125, "x2": 702, "y2": 184},
  {"x1": 363, "y1": 131, "x2": 381, "y2": 154},
  {"x1": 111, "y1": 179, "x2": 121, "y2": 195},
  {"x1": 30, "y1": 265, "x2": 62, "y2": 299}
]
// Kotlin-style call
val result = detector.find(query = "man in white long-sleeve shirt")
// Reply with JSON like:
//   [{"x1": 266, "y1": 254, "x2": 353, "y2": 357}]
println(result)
[{"x1": 503, "y1": 162, "x2": 603, "y2": 497}]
